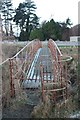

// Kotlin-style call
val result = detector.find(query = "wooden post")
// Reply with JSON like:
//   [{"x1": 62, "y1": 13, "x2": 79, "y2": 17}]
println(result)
[
  {"x1": 9, "y1": 59, "x2": 15, "y2": 97},
  {"x1": 65, "y1": 61, "x2": 67, "y2": 99}
]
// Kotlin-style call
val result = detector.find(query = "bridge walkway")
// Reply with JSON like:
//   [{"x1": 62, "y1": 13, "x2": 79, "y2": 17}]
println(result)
[{"x1": 22, "y1": 41, "x2": 53, "y2": 89}]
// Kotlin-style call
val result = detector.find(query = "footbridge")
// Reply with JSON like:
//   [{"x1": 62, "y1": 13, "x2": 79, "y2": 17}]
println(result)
[{"x1": 1, "y1": 39, "x2": 72, "y2": 106}]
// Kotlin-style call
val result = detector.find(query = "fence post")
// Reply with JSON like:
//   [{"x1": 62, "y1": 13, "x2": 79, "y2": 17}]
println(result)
[
  {"x1": 65, "y1": 61, "x2": 68, "y2": 99},
  {"x1": 9, "y1": 59, "x2": 15, "y2": 97}
]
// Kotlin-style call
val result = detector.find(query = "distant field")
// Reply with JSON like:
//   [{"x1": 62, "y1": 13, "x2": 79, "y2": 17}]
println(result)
[{"x1": 59, "y1": 46, "x2": 78, "y2": 60}]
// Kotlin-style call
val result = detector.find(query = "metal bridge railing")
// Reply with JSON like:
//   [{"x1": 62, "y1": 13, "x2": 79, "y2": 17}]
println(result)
[
  {"x1": 40, "y1": 39, "x2": 73, "y2": 104},
  {"x1": 1, "y1": 39, "x2": 42, "y2": 107}
]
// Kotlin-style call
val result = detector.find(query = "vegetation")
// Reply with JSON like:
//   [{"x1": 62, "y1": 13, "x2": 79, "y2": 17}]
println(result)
[
  {"x1": 13, "y1": 0, "x2": 39, "y2": 41},
  {"x1": 30, "y1": 18, "x2": 72, "y2": 41},
  {"x1": 1, "y1": 0, "x2": 14, "y2": 36},
  {"x1": 0, "y1": 0, "x2": 5, "y2": 10},
  {"x1": 31, "y1": 46, "x2": 78, "y2": 118},
  {"x1": 2, "y1": 41, "x2": 78, "y2": 118},
  {"x1": 2, "y1": 42, "x2": 26, "y2": 61},
  {"x1": 1, "y1": 0, "x2": 73, "y2": 41}
]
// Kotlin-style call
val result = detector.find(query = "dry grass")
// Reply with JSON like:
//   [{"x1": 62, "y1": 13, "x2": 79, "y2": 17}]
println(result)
[
  {"x1": 1, "y1": 42, "x2": 79, "y2": 118},
  {"x1": 31, "y1": 95, "x2": 51, "y2": 118},
  {"x1": 31, "y1": 46, "x2": 78, "y2": 118},
  {"x1": 59, "y1": 46, "x2": 78, "y2": 63},
  {"x1": 1, "y1": 42, "x2": 28, "y2": 107},
  {"x1": 2, "y1": 42, "x2": 26, "y2": 61}
]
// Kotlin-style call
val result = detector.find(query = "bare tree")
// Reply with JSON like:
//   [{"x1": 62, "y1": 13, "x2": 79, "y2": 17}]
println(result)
[{"x1": 1, "y1": 0, "x2": 14, "y2": 36}]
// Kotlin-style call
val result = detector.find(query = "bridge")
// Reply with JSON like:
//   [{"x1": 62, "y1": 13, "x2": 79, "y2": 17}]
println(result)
[{"x1": 0, "y1": 39, "x2": 72, "y2": 106}]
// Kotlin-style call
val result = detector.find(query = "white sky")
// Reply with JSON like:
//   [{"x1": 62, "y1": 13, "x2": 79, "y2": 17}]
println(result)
[{"x1": 12, "y1": 0, "x2": 80, "y2": 26}]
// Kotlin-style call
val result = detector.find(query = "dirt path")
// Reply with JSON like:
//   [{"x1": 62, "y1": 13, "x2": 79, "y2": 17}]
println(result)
[{"x1": 2, "y1": 89, "x2": 40, "y2": 118}]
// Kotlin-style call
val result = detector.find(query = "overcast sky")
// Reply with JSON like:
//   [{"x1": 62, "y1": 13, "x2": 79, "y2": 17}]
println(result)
[{"x1": 12, "y1": 0, "x2": 79, "y2": 26}]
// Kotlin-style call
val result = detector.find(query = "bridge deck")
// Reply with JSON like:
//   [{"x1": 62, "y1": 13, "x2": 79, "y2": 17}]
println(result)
[{"x1": 22, "y1": 42, "x2": 54, "y2": 88}]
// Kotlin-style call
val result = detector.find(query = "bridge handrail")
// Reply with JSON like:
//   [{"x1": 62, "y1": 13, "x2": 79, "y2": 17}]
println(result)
[
  {"x1": 49, "y1": 39, "x2": 63, "y2": 56},
  {"x1": 0, "y1": 39, "x2": 40, "y2": 66},
  {"x1": 51, "y1": 55, "x2": 72, "y2": 63},
  {"x1": 11, "y1": 41, "x2": 32, "y2": 59}
]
